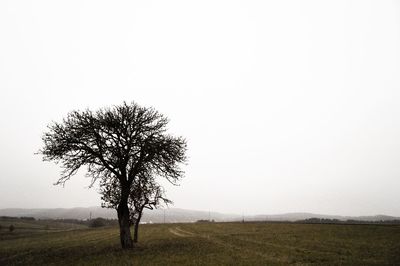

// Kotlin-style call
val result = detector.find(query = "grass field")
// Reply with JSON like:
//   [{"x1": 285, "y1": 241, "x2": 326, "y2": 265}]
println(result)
[{"x1": 1, "y1": 219, "x2": 399, "y2": 265}]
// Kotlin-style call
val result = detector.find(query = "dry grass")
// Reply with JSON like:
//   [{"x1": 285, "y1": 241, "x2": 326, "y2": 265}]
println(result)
[{"x1": 1, "y1": 219, "x2": 399, "y2": 265}]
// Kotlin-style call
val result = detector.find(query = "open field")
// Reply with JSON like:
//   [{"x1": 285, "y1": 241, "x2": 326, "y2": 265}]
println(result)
[
  {"x1": 1, "y1": 220, "x2": 400, "y2": 265},
  {"x1": 0, "y1": 218, "x2": 87, "y2": 241}
]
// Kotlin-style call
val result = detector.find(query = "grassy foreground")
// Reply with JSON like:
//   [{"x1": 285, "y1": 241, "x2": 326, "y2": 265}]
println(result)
[{"x1": 1, "y1": 220, "x2": 400, "y2": 265}]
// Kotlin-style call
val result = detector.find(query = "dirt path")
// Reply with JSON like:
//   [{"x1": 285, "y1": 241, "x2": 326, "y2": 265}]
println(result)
[{"x1": 169, "y1": 226, "x2": 195, "y2": 237}]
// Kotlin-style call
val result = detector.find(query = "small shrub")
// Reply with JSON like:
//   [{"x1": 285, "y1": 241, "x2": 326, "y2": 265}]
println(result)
[
  {"x1": 20, "y1": 217, "x2": 35, "y2": 221},
  {"x1": 9, "y1": 224, "x2": 15, "y2": 232},
  {"x1": 196, "y1": 219, "x2": 214, "y2": 223},
  {"x1": 89, "y1": 218, "x2": 107, "y2": 228}
]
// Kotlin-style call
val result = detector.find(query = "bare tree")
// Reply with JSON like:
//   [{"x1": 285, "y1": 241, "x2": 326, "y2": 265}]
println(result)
[
  {"x1": 39, "y1": 102, "x2": 187, "y2": 249},
  {"x1": 131, "y1": 177, "x2": 171, "y2": 243},
  {"x1": 101, "y1": 172, "x2": 171, "y2": 242}
]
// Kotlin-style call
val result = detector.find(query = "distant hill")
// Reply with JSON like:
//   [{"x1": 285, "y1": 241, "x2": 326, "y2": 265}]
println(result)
[
  {"x1": 0, "y1": 207, "x2": 398, "y2": 223},
  {"x1": 244, "y1": 213, "x2": 400, "y2": 222},
  {"x1": 0, "y1": 207, "x2": 239, "y2": 223}
]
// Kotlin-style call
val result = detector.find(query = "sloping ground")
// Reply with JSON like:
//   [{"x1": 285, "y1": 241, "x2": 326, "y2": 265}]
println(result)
[
  {"x1": 0, "y1": 218, "x2": 87, "y2": 241},
  {"x1": 0, "y1": 222, "x2": 399, "y2": 265}
]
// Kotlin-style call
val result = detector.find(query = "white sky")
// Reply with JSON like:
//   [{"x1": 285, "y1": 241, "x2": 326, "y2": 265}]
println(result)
[{"x1": 1, "y1": 0, "x2": 400, "y2": 216}]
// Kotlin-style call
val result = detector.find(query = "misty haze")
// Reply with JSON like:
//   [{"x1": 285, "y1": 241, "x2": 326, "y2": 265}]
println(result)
[{"x1": 1, "y1": 0, "x2": 400, "y2": 265}]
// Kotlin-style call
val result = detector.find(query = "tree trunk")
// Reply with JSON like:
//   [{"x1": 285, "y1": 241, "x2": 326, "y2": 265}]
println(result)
[
  {"x1": 133, "y1": 209, "x2": 143, "y2": 243},
  {"x1": 117, "y1": 200, "x2": 133, "y2": 249}
]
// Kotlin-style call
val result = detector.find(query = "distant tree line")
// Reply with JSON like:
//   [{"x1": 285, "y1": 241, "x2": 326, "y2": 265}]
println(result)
[
  {"x1": 196, "y1": 219, "x2": 215, "y2": 223},
  {"x1": 0, "y1": 216, "x2": 35, "y2": 220},
  {"x1": 0, "y1": 216, "x2": 119, "y2": 228},
  {"x1": 40, "y1": 218, "x2": 119, "y2": 227},
  {"x1": 296, "y1": 218, "x2": 400, "y2": 225}
]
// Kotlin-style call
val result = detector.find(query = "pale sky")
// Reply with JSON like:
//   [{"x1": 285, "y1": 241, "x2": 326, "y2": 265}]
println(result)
[{"x1": 1, "y1": 0, "x2": 400, "y2": 216}]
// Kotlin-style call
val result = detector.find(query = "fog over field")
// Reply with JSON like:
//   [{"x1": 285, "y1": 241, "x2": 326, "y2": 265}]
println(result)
[{"x1": 1, "y1": 0, "x2": 400, "y2": 217}]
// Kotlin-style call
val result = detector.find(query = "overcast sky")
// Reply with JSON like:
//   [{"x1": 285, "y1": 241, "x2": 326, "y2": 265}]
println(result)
[{"x1": 1, "y1": 0, "x2": 400, "y2": 216}]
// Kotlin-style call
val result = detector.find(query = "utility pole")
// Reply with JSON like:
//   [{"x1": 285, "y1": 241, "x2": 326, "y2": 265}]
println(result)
[{"x1": 89, "y1": 212, "x2": 92, "y2": 221}]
